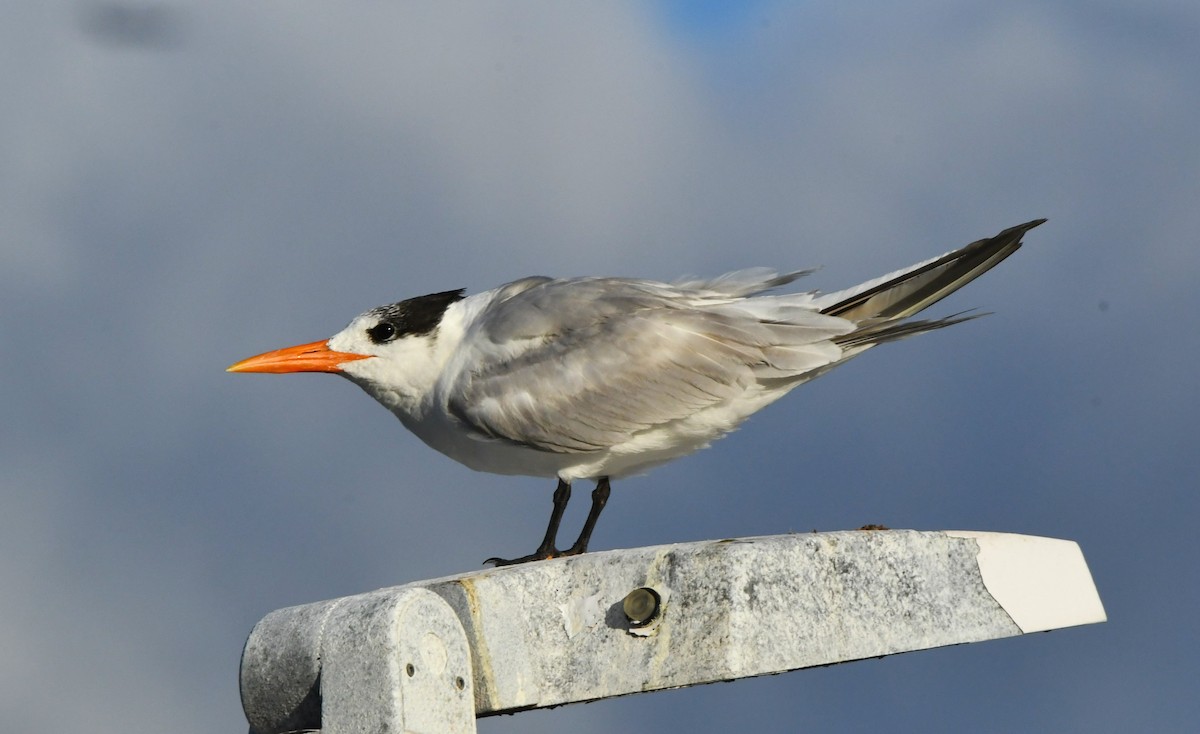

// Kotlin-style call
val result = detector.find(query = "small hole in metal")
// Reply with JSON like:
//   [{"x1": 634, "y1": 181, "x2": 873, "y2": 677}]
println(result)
[
  {"x1": 455, "y1": 676, "x2": 465, "y2": 690},
  {"x1": 405, "y1": 663, "x2": 415, "y2": 677}
]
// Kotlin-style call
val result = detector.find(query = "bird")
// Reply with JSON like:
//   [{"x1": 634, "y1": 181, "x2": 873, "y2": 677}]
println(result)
[{"x1": 229, "y1": 219, "x2": 1044, "y2": 565}]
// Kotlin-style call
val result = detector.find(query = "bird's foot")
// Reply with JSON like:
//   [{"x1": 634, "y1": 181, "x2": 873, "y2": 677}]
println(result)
[
  {"x1": 483, "y1": 545, "x2": 589, "y2": 567},
  {"x1": 483, "y1": 549, "x2": 557, "y2": 566}
]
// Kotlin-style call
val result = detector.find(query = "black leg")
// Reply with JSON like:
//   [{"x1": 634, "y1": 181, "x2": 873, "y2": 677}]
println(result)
[
  {"x1": 563, "y1": 477, "x2": 611, "y2": 557},
  {"x1": 484, "y1": 479, "x2": 572, "y2": 566},
  {"x1": 534, "y1": 480, "x2": 571, "y2": 555}
]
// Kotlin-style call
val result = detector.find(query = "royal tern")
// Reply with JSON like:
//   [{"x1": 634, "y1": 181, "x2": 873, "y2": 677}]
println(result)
[{"x1": 229, "y1": 219, "x2": 1044, "y2": 564}]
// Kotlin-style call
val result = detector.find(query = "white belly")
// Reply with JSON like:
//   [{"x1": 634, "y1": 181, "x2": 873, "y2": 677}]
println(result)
[{"x1": 398, "y1": 388, "x2": 787, "y2": 482}]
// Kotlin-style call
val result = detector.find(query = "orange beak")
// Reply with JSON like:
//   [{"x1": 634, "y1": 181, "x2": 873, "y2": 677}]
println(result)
[{"x1": 226, "y1": 340, "x2": 372, "y2": 374}]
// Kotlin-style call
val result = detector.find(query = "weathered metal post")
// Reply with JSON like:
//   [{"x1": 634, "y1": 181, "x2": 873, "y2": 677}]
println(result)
[{"x1": 241, "y1": 530, "x2": 1105, "y2": 734}]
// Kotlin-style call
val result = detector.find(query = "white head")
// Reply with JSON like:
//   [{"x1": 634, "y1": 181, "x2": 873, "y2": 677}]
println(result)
[{"x1": 228, "y1": 289, "x2": 466, "y2": 418}]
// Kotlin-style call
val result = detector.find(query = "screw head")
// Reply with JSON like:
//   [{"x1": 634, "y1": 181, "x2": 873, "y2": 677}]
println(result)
[{"x1": 622, "y1": 587, "x2": 662, "y2": 626}]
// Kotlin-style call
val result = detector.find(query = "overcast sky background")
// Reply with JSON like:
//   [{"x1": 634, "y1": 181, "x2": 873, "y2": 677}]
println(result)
[{"x1": 3, "y1": 1, "x2": 1198, "y2": 732}]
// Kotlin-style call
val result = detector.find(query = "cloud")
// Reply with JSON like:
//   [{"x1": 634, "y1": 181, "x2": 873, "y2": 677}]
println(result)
[{"x1": 2, "y1": 2, "x2": 1198, "y2": 732}]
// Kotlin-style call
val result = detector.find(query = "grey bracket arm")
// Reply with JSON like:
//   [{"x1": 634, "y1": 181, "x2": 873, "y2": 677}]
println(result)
[{"x1": 241, "y1": 529, "x2": 1106, "y2": 734}]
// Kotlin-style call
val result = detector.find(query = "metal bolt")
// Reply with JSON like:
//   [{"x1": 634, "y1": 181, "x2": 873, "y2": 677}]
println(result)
[{"x1": 622, "y1": 587, "x2": 661, "y2": 627}]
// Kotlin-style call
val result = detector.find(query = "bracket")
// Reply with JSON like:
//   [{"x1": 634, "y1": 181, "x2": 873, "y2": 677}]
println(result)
[{"x1": 240, "y1": 530, "x2": 1105, "y2": 733}]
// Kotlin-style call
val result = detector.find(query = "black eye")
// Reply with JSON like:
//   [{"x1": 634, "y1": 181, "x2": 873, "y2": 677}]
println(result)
[{"x1": 367, "y1": 322, "x2": 398, "y2": 344}]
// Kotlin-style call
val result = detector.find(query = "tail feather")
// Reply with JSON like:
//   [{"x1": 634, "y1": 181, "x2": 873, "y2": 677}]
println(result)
[{"x1": 822, "y1": 218, "x2": 1045, "y2": 347}]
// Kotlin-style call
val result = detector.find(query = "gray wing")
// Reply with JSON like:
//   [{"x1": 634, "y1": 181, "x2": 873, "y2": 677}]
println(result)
[{"x1": 444, "y1": 276, "x2": 853, "y2": 453}]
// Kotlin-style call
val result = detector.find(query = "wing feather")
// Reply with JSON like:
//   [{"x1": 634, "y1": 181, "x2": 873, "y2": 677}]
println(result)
[{"x1": 443, "y1": 277, "x2": 853, "y2": 454}]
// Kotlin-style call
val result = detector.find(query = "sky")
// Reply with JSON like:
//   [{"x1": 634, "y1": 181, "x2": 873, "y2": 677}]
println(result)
[{"x1": 2, "y1": 1, "x2": 1198, "y2": 732}]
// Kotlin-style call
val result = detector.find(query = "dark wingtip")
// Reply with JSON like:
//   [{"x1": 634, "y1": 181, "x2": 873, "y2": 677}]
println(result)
[
  {"x1": 1009, "y1": 218, "x2": 1048, "y2": 235},
  {"x1": 989, "y1": 217, "x2": 1047, "y2": 250},
  {"x1": 820, "y1": 218, "x2": 1045, "y2": 321}
]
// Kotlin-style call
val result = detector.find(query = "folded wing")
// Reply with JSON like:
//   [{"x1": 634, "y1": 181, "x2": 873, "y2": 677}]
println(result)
[
  {"x1": 443, "y1": 219, "x2": 1045, "y2": 454},
  {"x1": 444, "y1": 276, "x2": 852, "y2": 453}
]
